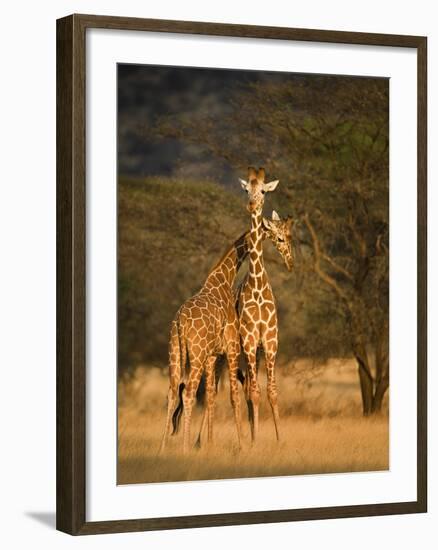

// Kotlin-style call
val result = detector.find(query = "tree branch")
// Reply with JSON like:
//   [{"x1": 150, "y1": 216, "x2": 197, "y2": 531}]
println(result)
[
  {"x1": 302, "y1": 213, "x2": 349, "y2": 301},
  {"x1": 321, "y1": 253, "x2": 354, "y2": 282}
]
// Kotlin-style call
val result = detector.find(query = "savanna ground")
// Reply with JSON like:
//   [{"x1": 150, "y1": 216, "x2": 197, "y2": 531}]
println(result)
[{"x1": 117, "y1": 358, "x2": 389, "y2": 485}]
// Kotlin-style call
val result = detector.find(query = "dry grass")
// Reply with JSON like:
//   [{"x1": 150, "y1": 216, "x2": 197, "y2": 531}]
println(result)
[{"x1": 118, "y1": 359, "x2": 389, "y2": 485}]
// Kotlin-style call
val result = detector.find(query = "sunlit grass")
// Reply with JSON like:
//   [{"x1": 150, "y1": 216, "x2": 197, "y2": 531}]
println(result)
[{"x1": 118, "y1": 359, "x2": 389, "y2": 484}]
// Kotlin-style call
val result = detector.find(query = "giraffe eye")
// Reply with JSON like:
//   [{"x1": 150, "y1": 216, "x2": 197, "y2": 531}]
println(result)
[
  {"x1": 261, "y1": 190, "x2": 265, "y2": 195},
  {"x1": 278, "y1": 238, "x2": 285, "y2": 243}
]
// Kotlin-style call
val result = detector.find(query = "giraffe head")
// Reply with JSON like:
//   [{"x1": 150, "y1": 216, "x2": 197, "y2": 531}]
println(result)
[
  {"x1": 239, "y1": 166, "x2": 279, "y2": 214},
  {"x1": 262, "y1": 210, "x2": 294, "y2": 271}
]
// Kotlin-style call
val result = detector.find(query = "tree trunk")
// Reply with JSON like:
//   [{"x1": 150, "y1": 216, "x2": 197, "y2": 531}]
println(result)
[
  {"x1": 372, "y1": 373, "x2": 389, "y2": 412},
  {"x1": 372, "y1": 319, "x2": 389, "y2": 413},
  {"x1": 356, "y1": 354, "x2": 374, "y2": 415},
  {"x1": 352, "y1": 323, "x2": 374, "y2": 416}
]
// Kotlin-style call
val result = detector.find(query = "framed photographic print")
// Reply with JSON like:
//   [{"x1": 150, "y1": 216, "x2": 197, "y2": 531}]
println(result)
[{"x1": 56, "y1": 14, "x2": 427, "y2": 535}]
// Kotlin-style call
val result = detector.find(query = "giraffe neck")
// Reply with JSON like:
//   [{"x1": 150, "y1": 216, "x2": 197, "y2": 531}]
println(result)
[
  {"x1": 207, "y1": 231, "x2": 251, "y2": 286},
  {"x1": 248, "y1": 210, "x2": 265, "y2": 285}
]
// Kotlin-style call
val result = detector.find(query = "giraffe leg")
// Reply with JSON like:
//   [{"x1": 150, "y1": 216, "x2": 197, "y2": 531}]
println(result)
[
  {"x1": 245, "y1": 352, "x2": 261, "y2": 444},
  {"x1": 228, "y1": 357, "x2": 242, "y2": 450},
  {"x1": 240, "y1": 332, "x2": 261, "y2": 443},
  {"x1": 195, "y1": 406, "x2": 207, "y2": 449},
  {"x1": 265, "y1": 351, "x2": 280, "y2": 442},
  {"x1": 223, "y1": 322, "x2": 242, "y2": 449},
  {"x1": 225, "y1": 329, "x2": 242, "y2": 450},
  {"x1": 195, "y1": 357, "x2": 216, "y2": 448},
  {"x1": 205, "y1": 358, "x2": 216, "y2": 444},
  {"x1": 182, "y1": 361, "x2": 203, "y2": 454}
]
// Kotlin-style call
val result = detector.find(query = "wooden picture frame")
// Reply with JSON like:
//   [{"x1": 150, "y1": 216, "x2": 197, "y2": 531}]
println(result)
[{"x1": 56, "y1": 13, "x2": 427, "y2": 535}]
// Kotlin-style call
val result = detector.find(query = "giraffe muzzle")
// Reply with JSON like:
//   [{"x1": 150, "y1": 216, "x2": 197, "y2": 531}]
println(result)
[{"x1": 285, "y1": 254, "x2": 294, "y2": 271}]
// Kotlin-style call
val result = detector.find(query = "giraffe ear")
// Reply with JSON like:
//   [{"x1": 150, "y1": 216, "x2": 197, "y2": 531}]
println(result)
[
  {"x1": 239, "y1": 178, "x2": 249, "y2": 190},
  {"x1": 263, "y1": 179, "x2": 280, "y2": 192},
  {"x1": 262, "y1": 217, "x2": 274, "y2": 231},
  {"x1": 272, "y1": 210, "x2": 281, "y2": 221}
]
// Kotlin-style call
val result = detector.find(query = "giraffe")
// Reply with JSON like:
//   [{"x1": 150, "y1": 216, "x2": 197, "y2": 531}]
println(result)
[
  {"x1": 160, "y1": 215, "x2": 293, "y2": 453},
  {"x1": 238, "y1": 166, "x2": 293, "y2": 443},
  {"x1": 195, "y1": 211, "x2": 294, "y2": 447},
  {"x1": 159, "y1": 231, "x2": 248, "y2": 454}
]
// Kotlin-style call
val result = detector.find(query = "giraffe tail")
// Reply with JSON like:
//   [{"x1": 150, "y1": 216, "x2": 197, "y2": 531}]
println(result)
[
  {"x1": 171, "y1": 382, "x2": 185, "y2": 435},
  {"x1": 237, "y1": 368, "x2": 245, "y2": 386}
]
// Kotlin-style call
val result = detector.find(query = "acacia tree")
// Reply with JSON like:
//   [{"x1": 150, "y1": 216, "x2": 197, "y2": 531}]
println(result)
[{"x1": 156, "y1": 75, "x2": 389, "y2": 415}]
